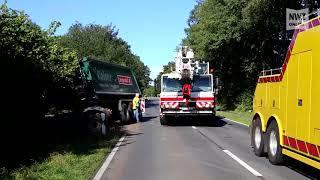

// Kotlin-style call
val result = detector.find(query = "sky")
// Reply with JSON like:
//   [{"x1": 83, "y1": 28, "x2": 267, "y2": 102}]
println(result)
[{"x1": 5, "y1": 0, "x2": 197, "y2": 79}]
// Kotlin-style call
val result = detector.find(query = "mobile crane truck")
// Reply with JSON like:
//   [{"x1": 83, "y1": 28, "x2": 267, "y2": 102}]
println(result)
[
  {"x1": 159, "y1": 47, "x2": 218, "y2": 125},
  {"x1": 250, "y1": 15, "x2": 320, "y2": 170}
]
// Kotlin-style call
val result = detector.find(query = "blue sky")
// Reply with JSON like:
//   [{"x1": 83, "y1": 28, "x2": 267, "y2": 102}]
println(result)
[{"x1": 5, "y1": 0, "x2": 196, "y2": 79}]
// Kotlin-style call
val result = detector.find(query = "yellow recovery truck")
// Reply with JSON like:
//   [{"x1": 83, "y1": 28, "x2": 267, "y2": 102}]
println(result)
[{"x1": 251, "y1": 16, "x2": 320, "y2": 170}]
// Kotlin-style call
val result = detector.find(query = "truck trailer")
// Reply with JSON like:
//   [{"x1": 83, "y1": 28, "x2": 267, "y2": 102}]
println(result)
[{"x1": 78, "y1": 58, "x2": 143, "y2": 134}]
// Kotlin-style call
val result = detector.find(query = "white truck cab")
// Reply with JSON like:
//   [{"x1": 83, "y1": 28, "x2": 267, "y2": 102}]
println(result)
[{"x1": 159, "y1": 47, "x2": 216, "y2": 125}]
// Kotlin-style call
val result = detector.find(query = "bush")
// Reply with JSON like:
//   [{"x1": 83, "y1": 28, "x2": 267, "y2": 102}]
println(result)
[
  {"x1": 143, "y1": 86, "x2": 155, "y2": 97},
  {"x1": 235, "y1": 90, "x2": 253, "y2": 112},
  {"x1": 0, "y1": 2, "x2": 79, "y2": 173}
]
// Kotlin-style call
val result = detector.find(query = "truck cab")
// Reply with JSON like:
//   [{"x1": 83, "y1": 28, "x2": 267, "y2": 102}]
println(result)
[{"x1": 159, "y1": 47, "x2": 216, "y2": 125}]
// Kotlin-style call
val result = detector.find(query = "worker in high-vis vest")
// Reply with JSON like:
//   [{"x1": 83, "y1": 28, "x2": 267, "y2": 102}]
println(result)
[{"x1": 132, "y1": 93, "x2": 140, "y2": 122}]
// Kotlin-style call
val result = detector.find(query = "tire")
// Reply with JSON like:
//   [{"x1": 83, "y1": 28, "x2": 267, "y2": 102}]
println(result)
[
  {"x1": 120, "y1": 104, "x2": 130, "y2": 123},
  {"x1": 251, "y1": 117, "x2": 264, "y2": 156},
  {"x1": 266, "y1": 121, "x2": 283, "y2": 165},
  {"x1": 87, "y1": 112, "x2": 106, "y2": 136},
  {"x1": 160, "y1": 116, "x2": 168, "y2": 125}
]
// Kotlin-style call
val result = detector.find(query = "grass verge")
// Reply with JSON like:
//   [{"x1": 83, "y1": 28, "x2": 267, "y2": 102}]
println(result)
[
  {"x1": 217, "y1": 110, "x2": 252, "y2": 126},
  {"x1": 4, "y1": 133, "x2": 120, "y2": 180}
]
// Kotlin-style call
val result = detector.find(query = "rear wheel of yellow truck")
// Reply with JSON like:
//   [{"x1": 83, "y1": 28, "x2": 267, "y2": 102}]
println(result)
[
  {"x1": 251, "y1": 117, "x2": 264, "y2": 156},
  {"x1": 266, "y1": 121, "x2": 283, "y2": 165}
]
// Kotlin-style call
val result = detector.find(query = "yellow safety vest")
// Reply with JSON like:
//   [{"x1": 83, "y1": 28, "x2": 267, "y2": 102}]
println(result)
[{"x1": 132, "y1": 97, "x2": 139, "y2": 110}]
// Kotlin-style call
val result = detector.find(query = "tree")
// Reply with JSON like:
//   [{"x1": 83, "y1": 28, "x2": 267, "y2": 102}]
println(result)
[
  {"x1": 0, "y1": 2, "x2": 78, "y2": 115},
  {"x1": 184, "y1": 0, "x2": 319, "y2": 109},
  {"x1": 0, "y1": 2, "x2": 79, "y2": 168},
  {"x1": 59, "y1": 23, "x2": 150, "y2": 92},
  {"x1": 143, "y1": 86, "x2": 155, "y2": 97}
]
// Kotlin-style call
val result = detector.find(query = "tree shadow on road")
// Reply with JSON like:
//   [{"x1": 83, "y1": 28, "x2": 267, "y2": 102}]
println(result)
[{"x1": 118, "y1": 132, "x2": 144, "y2": 147}]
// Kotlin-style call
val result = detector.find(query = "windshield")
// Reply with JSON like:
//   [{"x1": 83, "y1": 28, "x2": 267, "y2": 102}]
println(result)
[
  {"x1": 192, "y1": 75, "x2": 212, "y2": 92},
  {"x1": 162, "y1": 76, "x2": 182, "y2": 92}
]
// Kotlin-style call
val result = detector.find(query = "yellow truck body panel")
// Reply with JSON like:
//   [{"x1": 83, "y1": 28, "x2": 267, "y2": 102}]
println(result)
[{"x1": 253, "y1": 16, "x2": 320, "y2": 169}]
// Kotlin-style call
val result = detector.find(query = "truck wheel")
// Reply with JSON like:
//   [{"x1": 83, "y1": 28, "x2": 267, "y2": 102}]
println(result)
[
  {"x1": 120, "y1": 104, "x2": 130, "y2": 123},
  {"x1": 251, "y1": 117, "x2": 264, "y2": 157},
  {"x1": 266, "y1": 121, "x2": 283, "y2": 165},
  {"x1": 160, "y1": 116, "x2": 168, "y2": 125},
  {"x1": 87, "y1": 112, "x2": 107, "y2": 136}
]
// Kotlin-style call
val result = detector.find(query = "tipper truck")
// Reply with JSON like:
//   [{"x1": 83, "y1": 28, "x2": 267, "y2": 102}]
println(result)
[
  {"x1": 78, "y1": 58, "x2": 143, "y2": 134},
  {"x1": 159, "y1": 47, "x2": 218, "y2": 125},
  {"x1": 250, "y1": 15, "x2": 320, "y2": 170}
]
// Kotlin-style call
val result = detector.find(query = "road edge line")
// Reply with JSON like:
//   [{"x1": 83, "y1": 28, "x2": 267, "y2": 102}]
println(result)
[
  {"x1": 224, "y1": 118, "x2": 249, "y2": 127},
  {"x1": 93, "y1": 136, "x2": 126, "y2": 180},
  {"x1": 222, "y1": 150, "x2": 263, "y2": 177}
]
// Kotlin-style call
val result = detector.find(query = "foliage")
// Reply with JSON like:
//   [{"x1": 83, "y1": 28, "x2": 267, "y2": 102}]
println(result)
[
  {"x1": 0, "y1": 2, "x2": 79, "y2": 120},
  {"x1": 235, "y1": 90, "x2": 253, "y2": 112},
  {"x1": 59, "y1": 23, "x2": 150, "y2": 92},
  {"x1": 0, "y1": 2, "x2": 149, "y2": 177},
  {"x1": 216, "y1": 110, "x2": 251, "y2": 126},
  {"x1": 0, "y1": 3, "x2": 81, "y2": 176},
  {"x1": 0, "y1": 4, "x2": 78, "y2": 83},
  {"x1": 143, "y1": 86, "x2": 155, "y2": 97},
  {"x1": 4, "y1": 130, "x2": 119, "y2": 180},
  {"x1": 184, "y1": 0, "x2": 319, "y2": 109}
]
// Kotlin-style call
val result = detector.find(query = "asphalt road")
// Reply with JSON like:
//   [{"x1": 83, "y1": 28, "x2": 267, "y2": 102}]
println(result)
[{"x1": 102, "y1": 100, "x2": 320, "y2": 180}]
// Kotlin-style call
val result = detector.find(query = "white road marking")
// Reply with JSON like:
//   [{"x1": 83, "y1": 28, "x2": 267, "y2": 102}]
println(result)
[
  {"x1": 224, "y1": 118, "x2": 249, "y2": 127},
  {"x1": 222, "y1": 150, "x2": 263, "y2": 177},
  {"x1": 93, "y1": 136, "x2": 126, "y2": 180},
  {"x1": 192, "y1": 126, "x2": 197, "y2": 130}
]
